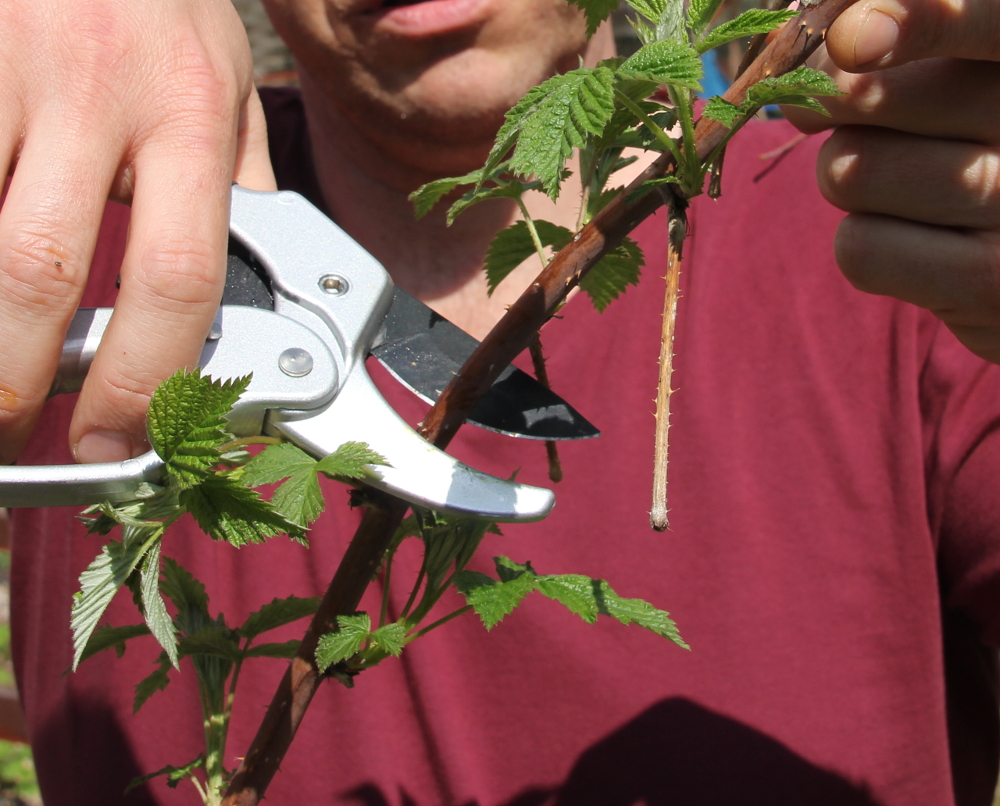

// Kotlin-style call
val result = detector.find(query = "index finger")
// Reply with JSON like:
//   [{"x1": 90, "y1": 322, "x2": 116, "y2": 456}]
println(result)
[{"x1": 826, "y1": 0, "x2": 1000, "y2": 72}]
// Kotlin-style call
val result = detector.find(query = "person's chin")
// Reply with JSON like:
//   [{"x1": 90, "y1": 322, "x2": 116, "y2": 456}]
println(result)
[{"x1": 356, "y1": 0, "x2": 496, "y2": 38}]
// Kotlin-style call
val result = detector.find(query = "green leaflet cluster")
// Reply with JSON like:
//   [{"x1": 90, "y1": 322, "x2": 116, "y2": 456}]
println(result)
[
  {"x1": 72, "y1": 368, "x2": 387, "y2": 803},
  {"x1": 411, "y1": 0, "x2": 840, "y2": 310},
  {"x1": 81, "y1": 558, "x2": 319, "y2": 802},
  {"x1": 312, "y1": 510, "x2": 686, "y2": 685}
]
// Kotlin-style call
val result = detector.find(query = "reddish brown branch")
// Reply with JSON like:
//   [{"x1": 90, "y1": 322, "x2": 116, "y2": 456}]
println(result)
[{"x1": 222, "y1": 1, "x2": 856, "y2": 800}]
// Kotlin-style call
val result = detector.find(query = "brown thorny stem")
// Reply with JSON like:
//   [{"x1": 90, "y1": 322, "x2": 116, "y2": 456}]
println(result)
[
  {"x1": 220, "y1": 2, "x2": 854, "y2": 801},
  {"x1": 649, "y1": 193, "x2": 687, "y2": 531},
  {"x1": 528, "y1": 336, "x2": 564, "y2": 483}
]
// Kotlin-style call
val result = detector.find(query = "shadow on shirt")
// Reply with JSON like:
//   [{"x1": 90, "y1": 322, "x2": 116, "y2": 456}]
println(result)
[{"x1": 346, "y1": 698, "x2": 877, "y2": 806}]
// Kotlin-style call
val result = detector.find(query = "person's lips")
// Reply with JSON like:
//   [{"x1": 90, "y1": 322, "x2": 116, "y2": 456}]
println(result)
[{"x1": 362, "y1": 0, "x2": 495, "y2": 36}]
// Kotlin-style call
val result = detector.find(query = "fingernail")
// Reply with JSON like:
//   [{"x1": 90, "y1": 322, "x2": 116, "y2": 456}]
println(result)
[
  {"x1": 75, "y1": 430, "x2": 133, "y2": 464},
  {"x1": 854, "y1": 9, "x2": 899, "y2": 67}
]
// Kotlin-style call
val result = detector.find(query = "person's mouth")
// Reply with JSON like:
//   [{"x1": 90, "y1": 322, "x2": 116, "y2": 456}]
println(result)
[{"x1": 362, "y1": 0, "x2": 494, "y2": 36}]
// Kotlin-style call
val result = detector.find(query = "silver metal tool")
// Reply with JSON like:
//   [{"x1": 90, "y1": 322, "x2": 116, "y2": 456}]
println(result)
[{"x1": 0, "y1": 186, "x2": 569, "y2": 521}]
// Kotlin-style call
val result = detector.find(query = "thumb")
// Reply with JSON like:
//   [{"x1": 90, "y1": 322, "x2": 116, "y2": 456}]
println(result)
[
  {"x1": 825, "y1": 0, "x2": 1000, "y2": 72},
  {"x1": 234, "y1": 87, "x2": 277, "y2": 191}
]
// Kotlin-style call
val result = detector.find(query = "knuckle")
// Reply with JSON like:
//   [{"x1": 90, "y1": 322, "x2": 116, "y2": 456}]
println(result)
[
  {"x1": 0, "y1": 225, "x2": 86, "y2": 308},
  {"x1": 134, "y1": 237, "x2": 224, "y2": 310},
  {"x1": 57, "y1": 1, "x2": 136, "y2": 79},
  {"x1": 959, "y1": 151, "x2": 1000, "y2": 224}
]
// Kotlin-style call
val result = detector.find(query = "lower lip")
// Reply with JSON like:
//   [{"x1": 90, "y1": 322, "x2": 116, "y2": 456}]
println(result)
[{"x1": 367, "y1": 0, "x2": 495, "y2": 36}]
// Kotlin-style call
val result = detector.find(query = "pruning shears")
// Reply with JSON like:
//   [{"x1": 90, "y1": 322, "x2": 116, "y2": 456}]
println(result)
[{"x1": 0, "y1": 186, "x2": 599, "y2": 521}]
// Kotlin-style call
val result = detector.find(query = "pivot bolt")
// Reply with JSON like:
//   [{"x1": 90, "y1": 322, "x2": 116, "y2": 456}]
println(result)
[
  {"x1": 278, "y1": 348, "x2": 314, "y2": 377},
  {"x1": 319, "y1": 274, "x2": 348, "y2": 295}
]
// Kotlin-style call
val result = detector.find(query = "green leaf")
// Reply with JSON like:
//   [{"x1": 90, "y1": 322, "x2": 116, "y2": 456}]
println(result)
[
  {"x1": 133, "y1": 651, "x2": 172, "y2": 713},
  {"x1": 409, "y1": 167, "x2": 485, "y2": 218},
  {"x1": 316, "y1": 613, "x2": 371, "y2": 671},
  {"x1": 483, "y1": 220, "x2": 573, "y2": 295},
  {"x1": 370, "y1": 623, "x2": 407, "y2": 657},
  {"x1": 568, "y1": 0, "x2": 618, "y2": 36},
  {"x1": 628, "y1": 0, "x2": 684, "y2": 43},
  {"x1": 315, "y1": 441, "x2": 388, "y2": 479},
  {"x1": 178, "y1": 625, "x2": 243, "y2": 663},
  {"x1": 506, "y1": 67, "x2": 617, "y2": 199},
  {"x1": 77, "y1": 623, "x2": 151, "y2": 666},
  {"x1": 126, "y1": 755, "x2": 204, "y2": 793},
  {"x1": 702, "y1": 96, "x2": 744, "y2": 128},
  {"x1": 446, "y1": 176, "x2": 545, "y2": 226},
  {"x1": 696, "y1": 9, "x2": 798, "y2": 54},
  {"x1": 618, "y1": 40, "x2": 703, "y2": 92},
  {"x1": 242, "y1": 441, "x2": 385, "y2": 528},
  {"x1": 240, "y1": 442, "x2": 317, "y2": 486},
  {"x1": 238, "y1": 595, "x2": 320, "y2": 640},
  {"x1": 159, "y1": 556, "x2": 210, "y2": 635},
  {"x1": 71, "y1": 535, "x2": 160, "y2": 670},
  {"x1": 595, "y1": 581, "x2": 688, "y2": 647},
  {"x1": 244, "y1": 640, "x2": 300, "y2": 659},
  {"x1": 580, "y1": 236, "x2": 644, "y2": 312},
  {"x1": 687, "y1": 0, "x2": 726, "y2": 36},
  {"x1": 180, "y1": 473, "x2": 303, "y2": 547},
  {"x1": 453, "y1": 561, "x2": 536, "y2": 630},
  {"x1": 534, "y1": 574, "x2": 688, "y2": 648},
  {"x1": 744, "y1": 66, "x2": 842, "y2": 109},
  {"x1": 146, "y1": 369, "x2": 251, "y2": 489},
  {"x1": 139, "y1": 540, "x2": 178, "y2": 667}
]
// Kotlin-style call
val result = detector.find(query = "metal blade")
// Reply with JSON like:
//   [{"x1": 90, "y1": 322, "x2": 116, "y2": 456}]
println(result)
[{"x1": 371, "y1": 288, "x2": 599, "y2": 440}]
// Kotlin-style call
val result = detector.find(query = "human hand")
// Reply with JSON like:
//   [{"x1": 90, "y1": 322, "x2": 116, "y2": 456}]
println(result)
[
  {"x1": 784, "y1": 0, "x2": 1000, "y2": 364},
  {"x1": 0, "y1": 0, "x2": 276, "y2": 466}
]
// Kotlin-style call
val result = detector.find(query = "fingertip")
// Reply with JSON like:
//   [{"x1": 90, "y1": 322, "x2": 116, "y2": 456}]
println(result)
[
  {"x1": 234, "y1": 88, "x2": 277, "y2": 192},
  {"x1": 827, "y1": 0, "x2": 903, "y2": 72}
]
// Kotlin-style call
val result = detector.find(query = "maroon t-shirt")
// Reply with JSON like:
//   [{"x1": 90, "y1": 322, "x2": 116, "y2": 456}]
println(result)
[{"x1": 9, "y1": 89, "x2": 1000, "y2": 806}]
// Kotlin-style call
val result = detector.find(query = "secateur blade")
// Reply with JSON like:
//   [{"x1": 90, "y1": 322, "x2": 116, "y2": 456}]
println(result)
[{"x1": 371, "y1": 288, "x2": 600, "y2": 441}]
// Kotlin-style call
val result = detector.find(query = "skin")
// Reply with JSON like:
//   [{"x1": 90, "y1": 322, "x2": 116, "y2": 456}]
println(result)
[
  {"x1": 788, "y1": 0, "x2": 1000, "y2": 363},
  {"x1": 1, "y1": 0, "x2": 1000, "y2": 472}
]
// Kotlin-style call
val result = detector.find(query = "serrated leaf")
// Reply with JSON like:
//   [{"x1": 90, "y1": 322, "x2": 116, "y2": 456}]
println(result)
[
  {"x1": 370, "y1": 623, "x2": 407, "y2": 657},
  {"x1": 446, "y1": 176, "x2": 546, "y2": 226},
  {"x1": 696, "y1": 9, "x2": 797, "y2": 54},
  {"x1": 594, "y1": 581, "x2": 688, "y2": 647},
  {"x1": 687, "y1": 0, "x2": 726, "y2": 35},
  {"x1": 629, "y1": 0, "x2": 684, "y2": 43},
  {"x1": 568, "y1": 0, "x2": 618, "y2": 35},
  {"x1": 507, "y1": 67, "x2": 617, "y2": 199},
  {"x1": 238, "y1": 595, "x2": 320, "y2": 640},
  {"x1": 139, "y1": 540, "x2": 178, "y2": 667},
  {"x1": 147, "y1": 369, "x2": 251, "y2": 488},
  {"x1": 618, "y1": 40, "x2": 703, "y2": 92},
  {"x1": 483, "y1": 220, "x2": 573, "y2": 295},
  {"x1": 244, "y1": 640, "x2": 300, "y2": 659},
  {"x1": 133, "y1": 651, "x2": 172, "y2": 713},
  {"x1": 579, "y1": 236, "x2": 644, "y2": 312},
  {"x1": 241, "y1": 442, "x2": 317, "y2": 486},
  {"x1": 159, "y1": 557, "x2": 210, "y2": 635},
  {"x1": 316, "y1": 613, "x2": 371, "y2": 671},
  {"x1": 702, "y1": 96, "x2": 744, "y2": 128},
  {"x1": 744, "y1": 66, "x2": 842, "y2": 109},
  {"x1": 534, "y1": 573, "x2": 688, "y2": 648},
  {"x1": 71, "y1": 535, "x2": 160, "y2": 670},
  {"x1": 77, "y1": 623, "x2": 151, "y2": 666},
  {"x1": 178, "y1": 625, "x2": 243, "y2": 663},
  {"x1": 315, "y1": 441, "x2": 388, "y2": 479},
  {"x1": 180, "y1": 473, "x2": 303, "y2": 547},
  {"x1": 453, "y1": 563, "x2": 535, "y2": 630},
  {"x1": 409, "y1": 167, "x2": 485, "y2": 219}
]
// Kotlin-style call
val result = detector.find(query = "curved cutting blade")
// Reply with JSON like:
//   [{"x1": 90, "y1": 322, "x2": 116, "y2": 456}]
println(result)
[{"x1": 371, "y1": 288, "x2": 599, "y2": 440}]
